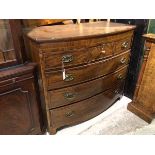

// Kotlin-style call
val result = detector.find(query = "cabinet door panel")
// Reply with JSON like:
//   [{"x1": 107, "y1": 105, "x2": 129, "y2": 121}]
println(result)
[
  {"x1": 0, "y1": 63, "x2": 43, "y2": 135},
  {"x1": 0, "y1": 87, "x2": 35, "y2": 135}
]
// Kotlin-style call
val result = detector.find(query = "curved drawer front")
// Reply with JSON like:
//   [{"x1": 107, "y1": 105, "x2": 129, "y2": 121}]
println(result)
[
  {"x1": 49, "y1": 83, "x2": 124, "y2": 130},
  {"x1": 42, "y1": 42, "x2": 113, "y2": 70},
  {"x1": 48, "y1": 65, "x2": 128, "y2": 108},
  {"x1": 45, "y1": 51, "x2": 130, "y2": 90},
  {"x1": 114, "y1": 37, "x2": 132, "y2": 54}
]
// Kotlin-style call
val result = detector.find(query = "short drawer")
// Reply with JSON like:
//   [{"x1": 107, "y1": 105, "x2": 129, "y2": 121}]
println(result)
[
  {"x1": 115, "y1": 37, "x2": 132, "y2": 54},
  {"x1": 49, "y1": 83, "x2": 124, "y2": 131},
  {"x1": 45, "y1": 51, "x2": 130, "y2": 90},
  {"x1": 48, "y1": 65, "x2": 128, "y2": 108},
  {"x1": 42, "y1": 42, "x2": 113, "y2": 70}
]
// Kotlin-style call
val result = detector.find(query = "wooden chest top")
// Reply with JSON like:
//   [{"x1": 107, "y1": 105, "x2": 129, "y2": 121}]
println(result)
[{"x1": 26, "y1": 21, "x2": 135, "y2": 43}]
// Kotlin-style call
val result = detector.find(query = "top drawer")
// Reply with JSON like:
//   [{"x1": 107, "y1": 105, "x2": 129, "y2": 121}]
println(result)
[
  {"x1": 40, "y1": 31, "x2": 133, "y2": 70},
  {"x1": 42, "y1": 42, "x2": 113, "y2": 70}
]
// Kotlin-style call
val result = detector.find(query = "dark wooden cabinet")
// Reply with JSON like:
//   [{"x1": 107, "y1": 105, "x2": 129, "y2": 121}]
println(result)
[
  {"x1": 0, "y1": 63, "x2": 44, "y2": 134},
  {"x1": 0, "y1": 19, "x2": 44, "y2": 135}
]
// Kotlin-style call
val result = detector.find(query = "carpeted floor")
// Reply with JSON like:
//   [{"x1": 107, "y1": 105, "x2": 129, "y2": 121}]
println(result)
[
  {"x1": 56, "y1": 96, "x2": 155, "y2": 135},
  {"x1": 80, "y1": 104, "x2": 149, "y2": 135}
]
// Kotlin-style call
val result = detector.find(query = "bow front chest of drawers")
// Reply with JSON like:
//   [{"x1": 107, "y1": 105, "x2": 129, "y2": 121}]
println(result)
[{"x1": 25, "y1": 21, "x2": 135, "y2": 134}]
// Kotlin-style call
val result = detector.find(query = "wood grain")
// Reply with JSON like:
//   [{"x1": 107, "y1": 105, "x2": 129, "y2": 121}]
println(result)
[
  {"x1": 42, "y1": 42, "x2": 113, "y2": 70},
  {"x1": 49, "y1": 83, "x2": 124, "y2": 134},
  {"x1": 26, "y1": 21, "x2": 135, "y2": 43},
  {"x1": 48, "y1": 66, "x2": 128, "y2": 108},
  {"x1": 0, "y1": 63, "x2": 44, "y2": 134},
  {"x1": 25, "y1": 22, "x2": 135, "y2": 134},
  {"x1": 128, "y1": 33, "x2": 155, "y2": 123},
  {"x1": 45, "y1": 51, "x2": 130, "y2": 90}
]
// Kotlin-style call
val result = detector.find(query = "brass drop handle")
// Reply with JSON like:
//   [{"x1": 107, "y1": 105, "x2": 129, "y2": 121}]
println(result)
[
  {"x1": 121, "y1": 41, "x2": 129, "y2": 49},
  {"x1": 120, "y1": 57, "x2": 127, "y2": 64},
  {"x1": 64, "y1": 74, "x2": 74, "y2": 82},
  {"x1": 117, "y1": 74, "x2": 123, "y2": 80},
  {"x1": 64, "y1": 92, "x2": 75, "y2": 100},
  {"x1": 65, "y1": 111, "x2": 74, "y2": 117},
  {"x1": 62, "y1": 54, "x2": 73, "y2": 63}
]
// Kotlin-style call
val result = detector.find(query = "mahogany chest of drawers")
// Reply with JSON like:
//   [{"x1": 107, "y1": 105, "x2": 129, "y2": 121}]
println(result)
[{"x1": 25, "y1": 21, "x2": 135, "y2": 134}]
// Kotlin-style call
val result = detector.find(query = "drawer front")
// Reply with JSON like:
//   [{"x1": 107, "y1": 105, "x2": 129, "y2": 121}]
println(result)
[
  {"x1": 49, "y1": 83, "x2": 124, "y2": 130},
  {"x1": 45, "y1": 51, "x2": 130, "y2": 90},
  {"x1": 115, "y1": 37, "x2": 132, "y2": 54},
  {"x1": 48, "y1": 65, "x2": 128, "y2": 108},
  {"x1": 42, "y1": 42, "x2": 113, "y2": 70}
]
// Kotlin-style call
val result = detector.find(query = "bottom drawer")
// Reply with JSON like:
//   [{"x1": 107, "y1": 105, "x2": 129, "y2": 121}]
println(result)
[{"x1": 49, "y1": 83, "x2": 124, "y2": 133}]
